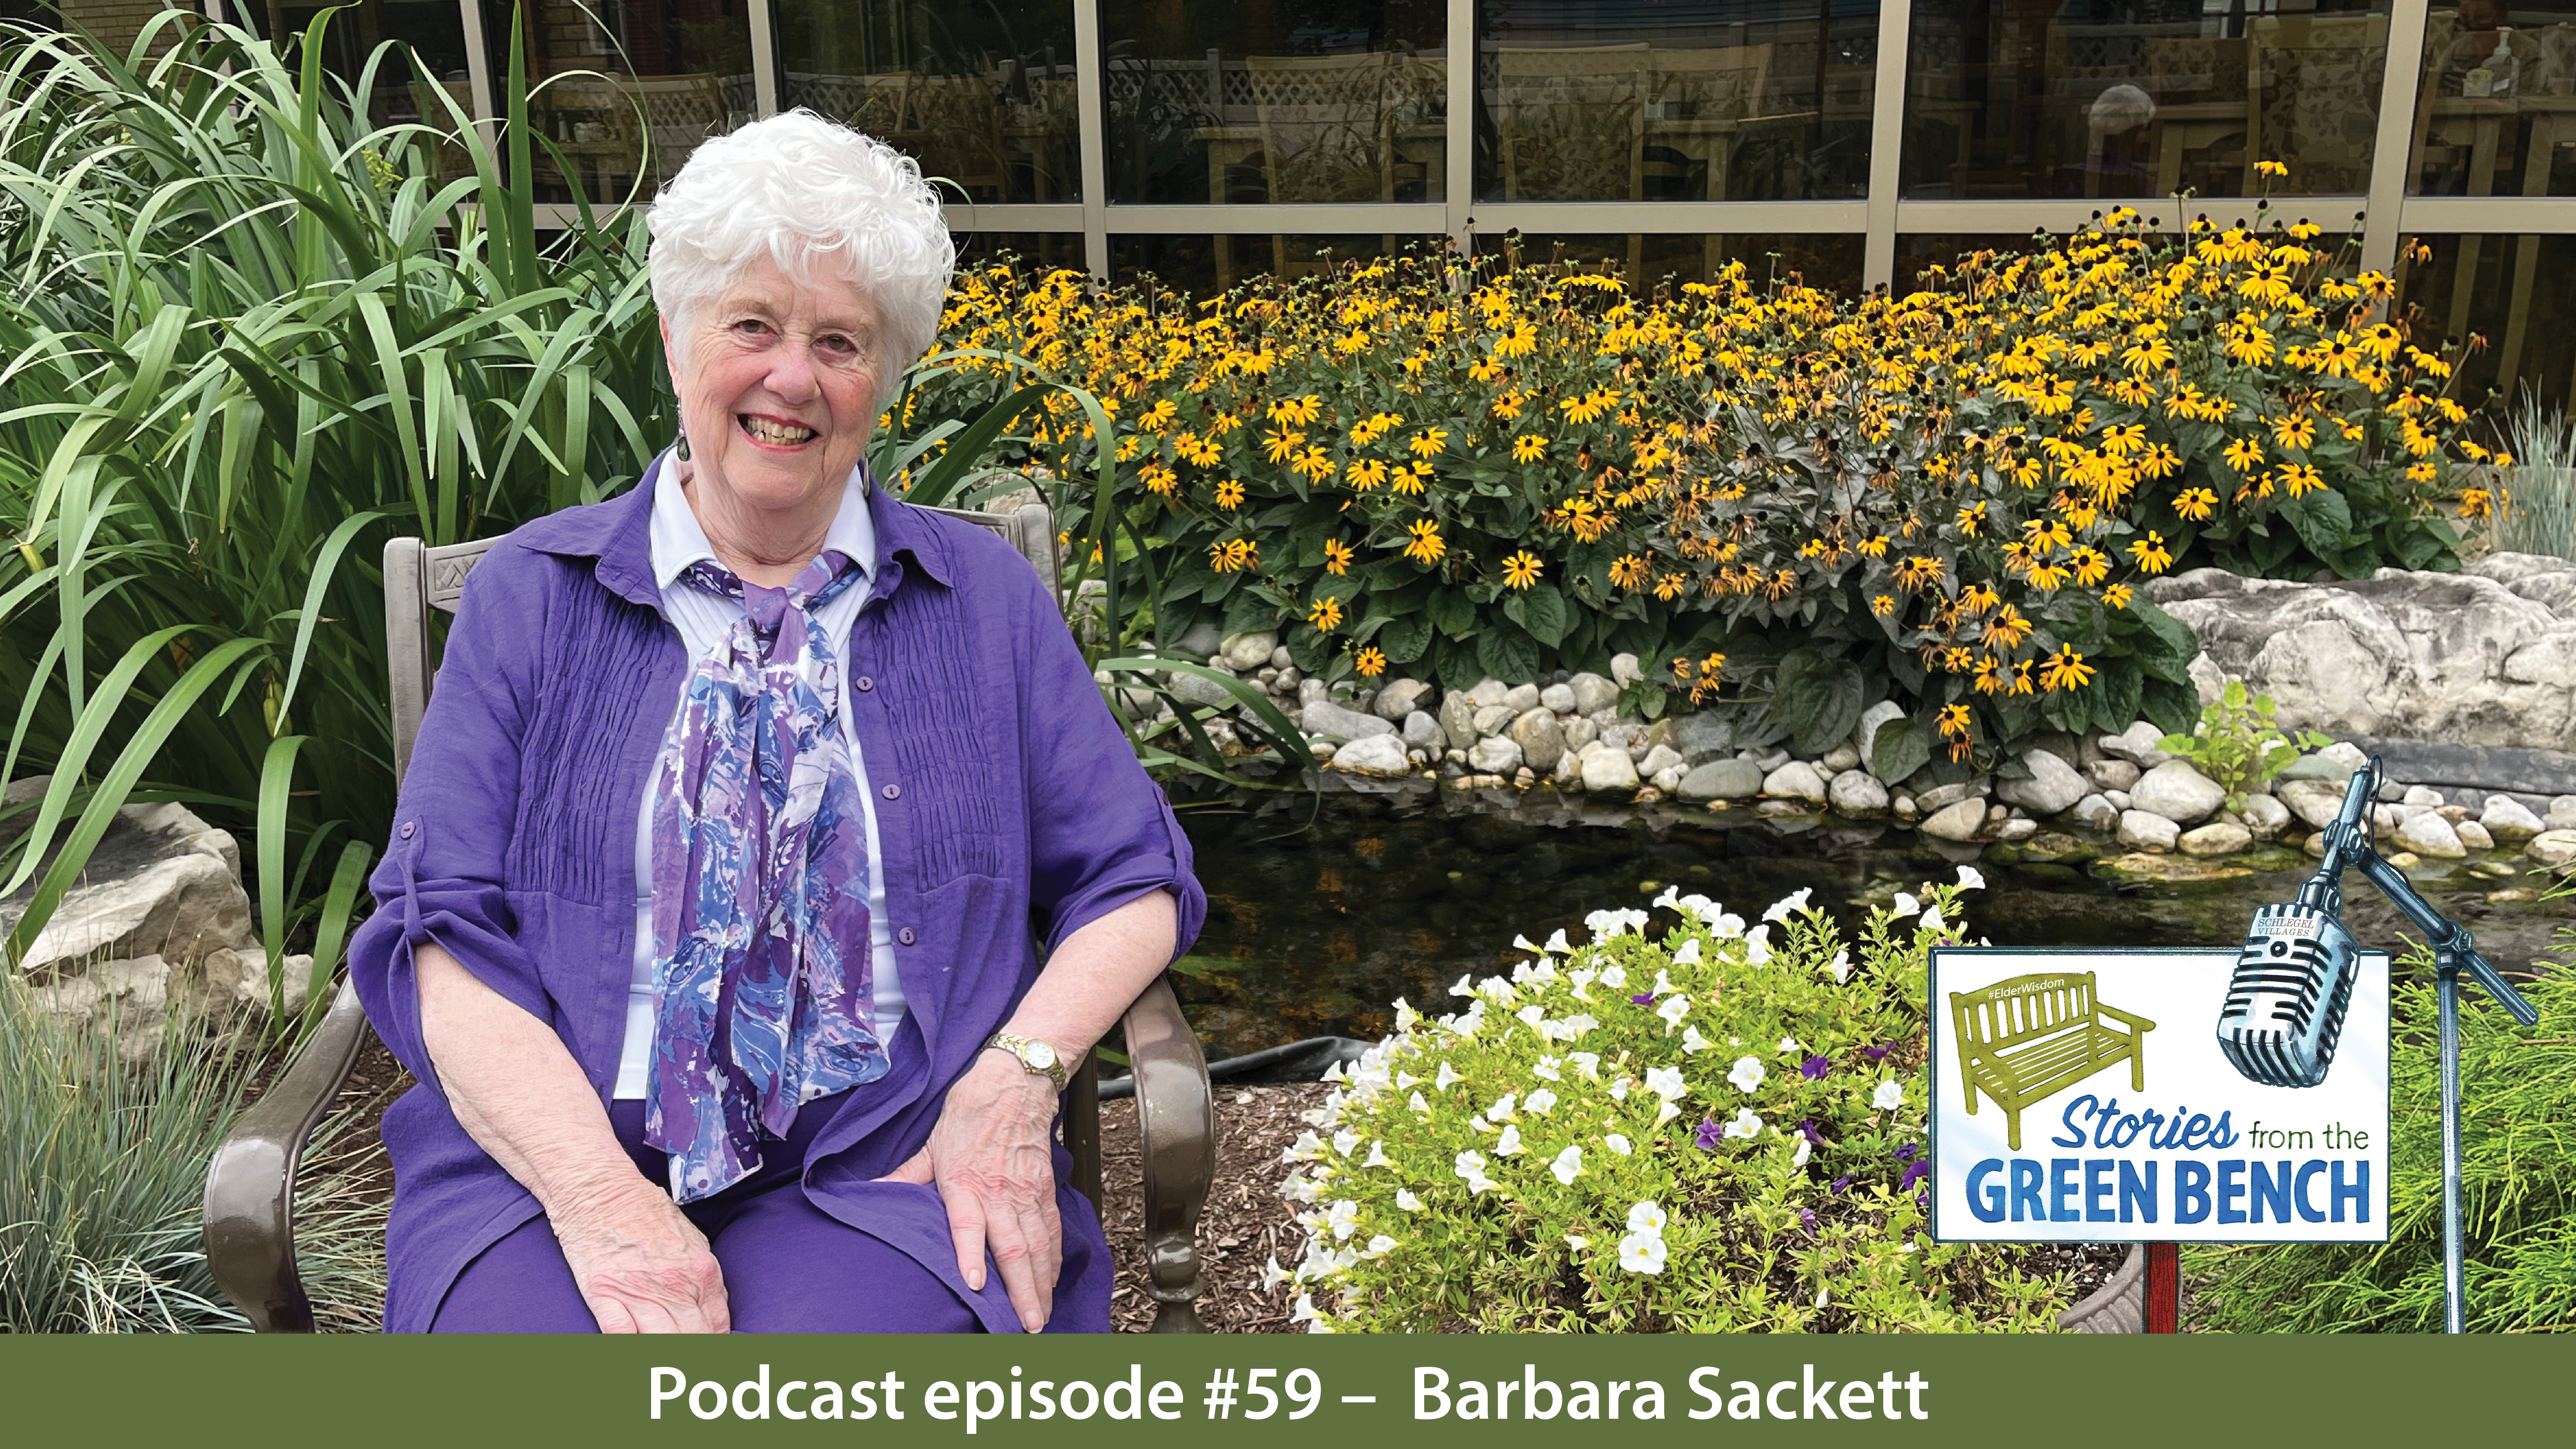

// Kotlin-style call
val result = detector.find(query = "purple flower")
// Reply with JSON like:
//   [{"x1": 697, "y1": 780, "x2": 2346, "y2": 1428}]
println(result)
[
  {"x1": 1899, "y1": 1159, "x2": 1930, "y2": 1192},
  {"x1": 1693, "y1": 1116, "x2": 1725, "y2": 1151},
  {"x1": 1895, "y1": 1141, "x2": 1919, "y2": 1163},
  {"x1": 1799, "y1": 1053, "x2": 1831, "y2": 1080},
  {"x1": 1630, "y1": 991, "x2": 1658, "y2": 1006},
  {"x1": 1798, "y1": 1119, "x2": 1828, "y2": 1149},
  {"x1": 1915, "y1": 1186, "x2": 1931, "y2": 1213},
  {"x1": 1861, "y1": 1042, "x2": 1893, "y2": 1062},
  {"x1": 1797, "y1": 1208, "x2": 1817, "y2": 1235},
  {"x1": 1829, "y1": 1174, "x2": 1854, "y2": 1194}
]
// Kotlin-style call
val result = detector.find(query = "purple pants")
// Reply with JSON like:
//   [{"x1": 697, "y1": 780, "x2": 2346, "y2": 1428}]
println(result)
[{"x1": 430, "y1": 1101, "x2": 1090, "y2": 1333}]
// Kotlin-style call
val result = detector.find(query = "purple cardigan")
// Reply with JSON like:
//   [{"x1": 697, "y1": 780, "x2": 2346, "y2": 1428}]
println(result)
[{"x1": 347, "y1": 460, "x2": 1207, "y2": 1332}]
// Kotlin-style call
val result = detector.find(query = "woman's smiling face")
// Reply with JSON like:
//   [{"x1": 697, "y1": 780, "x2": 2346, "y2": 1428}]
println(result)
[{"x1": 663, "y1": 252, "x2": 883, "y2": 521}]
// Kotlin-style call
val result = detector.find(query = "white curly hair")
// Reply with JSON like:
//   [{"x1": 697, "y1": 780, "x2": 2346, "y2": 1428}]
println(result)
[{"x1": 647, "y1": 110, "x2": 954, "y2": 407}]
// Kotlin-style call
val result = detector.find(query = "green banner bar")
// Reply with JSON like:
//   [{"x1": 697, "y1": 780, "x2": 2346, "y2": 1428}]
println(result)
[{"x1": 1, "y1": 1336, "x2": 2553, "y2": 1445}]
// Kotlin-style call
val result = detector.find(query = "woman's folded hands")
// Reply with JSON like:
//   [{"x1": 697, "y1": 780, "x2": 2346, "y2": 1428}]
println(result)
[
  {"x1": 879, "y1": 1049, "x2": 1065, "y2": 1333},
  {"x1": 549, "y1": 1174, "x2": 735, "y2": 1334}
]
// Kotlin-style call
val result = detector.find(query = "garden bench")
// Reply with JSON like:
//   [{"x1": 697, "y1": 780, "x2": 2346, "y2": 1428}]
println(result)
[
  {"x1": 204, "y1": 498, "x2": 1217, "y2": 1332},
  {"x1": 1948, "y1": 971, "x2": 2156, "y2": 1151}
]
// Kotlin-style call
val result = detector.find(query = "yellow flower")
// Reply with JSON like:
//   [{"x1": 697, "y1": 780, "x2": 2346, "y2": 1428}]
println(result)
[
  {"x1": 2039, "y1": 645, "x2": 2096, "y2": 692},
  {"x1": 1291, "y1": 445, "x2": 1336, "y2": 482},
  {"x1": 1268, "y1": 393, "x2": 1322, "y2": 427},
  {"x1": 2269, "y1": 413, "x2": 2316, "y2": 451},
  {"x1": 2173, "y1": 487, "x2": 2217, "y2": 522},
  {"x1": 1263, "y1": 428, "x2": 1305, "y2": 464},
  {"x1": 2458, "y1": 488, "x2": 2502, "y2": 522},
  {"x1": 1323, "y1": 539, "x2": 1355, "y2": 576},
  {"x1": 1308, "y1": 595, "x2": 1344, "y2": 632},
  {"x1": 2070, "y1": 545, "x2": 2110, "y2": 586},
  {"x1": 1408, "y1": 427, "x2": 1449, "y2": 459},
  {"x1": 2223, "y1": 437, "x2": 2265, "y2": 473},
  {"x1": 1609, "y1": 554, "x2": 1649, "y2": 591},
  {"x1": 1501, "y1": 551, "x2": 1544, "y2": 589},
  {"x1": 1354, "y1": 646, "x2": 1387, "y2": 679},
  {"x1": 1209, "y1": 538, "x2": 1259, "y2": 573},
  {"x1": 1348, "y1": 457, "x2": 1390, "y2": 491},
  {"x1": 1402, "y1": 518, "x2": 1446, "y2": 565},
  {"x1": 1214, "y1": 479, "x2": 1245, "y2": 509},
  {"x1": 2126, "y1": 531, "x2": 2173, "y2": 573},
  {"x1": 2103, "y1": 582, "x2": 2135, "y2": 609},
  {"x1": 1870, "y1": 594, "x2": 1897, "y2": 617},
  {"x1": 1513, "y1": 435, "x2": 1547, "y2": 464},
  {"x1": 1956, "y1": 500, "x2": 1988, "y2": 536},
  {"x1": 1987, "y1": 605, "x2": 2034, "y2": 649}
]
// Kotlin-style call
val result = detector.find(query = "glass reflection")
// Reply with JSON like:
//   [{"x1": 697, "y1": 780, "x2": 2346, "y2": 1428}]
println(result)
[
  {"x1": 485, "y1": 0, "x2": 755, "y2": 204},
  {"x1": 1903, "y1": 0, "x2": 2390, "y2": 200},
  {"x1": 774, "y1": 2, "x2": 1079, "y2": 204},
  {"x1": 1112, "y1": 234, "x2": 1401, "y2": 297},
  {"x1": 2400, "y1": 233, "x2": 2576, "y2": 408},
  {"x1": 1099, "y1": 2, "x2": 1447, "y2": 205},
  {"x1": 1478, "y1": 0, "x2": 1875, "y2": 202},
  {"x1": 2411, "y1": 3, "x2": 2576, "y2": 196},
  {"x1": 1500, "y1": 232, "x2": 1865, "y2": 294}
]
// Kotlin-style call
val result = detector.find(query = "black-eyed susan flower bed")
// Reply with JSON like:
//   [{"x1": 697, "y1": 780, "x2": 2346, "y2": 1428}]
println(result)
[
  {"x1": 1268, "y1": 869, "x2": 2077, "y2": 1332},
  {"x1": 911, "y1": 201, "x2": 2495, "y2": 763}
]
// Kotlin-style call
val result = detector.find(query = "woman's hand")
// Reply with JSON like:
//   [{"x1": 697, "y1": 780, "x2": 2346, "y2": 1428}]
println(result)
[
  {"x1": 880, "y1": 1048, "x2": 1064, "y2": 1332},
  {"x1": 549, "y1": 1178, "x2": 733, "y2": 1334}
]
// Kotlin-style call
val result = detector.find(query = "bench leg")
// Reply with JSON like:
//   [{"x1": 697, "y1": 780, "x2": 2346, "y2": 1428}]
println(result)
[
  {"x1": 2131, "y1": 1042, "x2": 2146, "y2": 1092},
  {"x1": 2006, "y1": 1101, "x2": 2022, "y2": 1152}
]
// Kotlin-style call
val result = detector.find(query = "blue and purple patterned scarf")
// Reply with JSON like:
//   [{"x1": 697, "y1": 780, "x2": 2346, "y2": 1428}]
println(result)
[{"x1": 644, "y1": 549, "x2": 888, "y2": 1201}]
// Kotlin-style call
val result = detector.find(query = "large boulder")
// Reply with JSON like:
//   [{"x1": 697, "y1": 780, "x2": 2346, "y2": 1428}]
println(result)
[
  {"x1": 1762, "y1": 761, "x2": 1828, "y2": 806},
  {"x1": 1673, "y1": 711, "x2": 1733, "y2": 764},
  {"x1": 2278, "y1": 778, "x2": 2352, "y2": 831},
  {"x1": 3, "y1": 788, "x2": 254, "y2": 979},
  {"x1": 1329, "y1": 734, "x2": 1413, "y2": 778},
  {"x1": 1997, "y1": 748, "x2": 2089, "y2": 817},
  {"x1": 1568, "y1": 672, "x2": 1620, "y2": 715},
  {"x1": 1828, "y1": 769, "x2": 1890, "y2": 818},
  {"x1": 1372, "y1": 677, "x2": 1435, "y2": 721},
  {"x1": 2149, "y1": 559, "x2": 2576, "y2": 747},
  {"x1": 1218, "y1": 630, "x2": 1278, "y2": 671},
  {"x1": 1468, "y1": 735, "x2": 1525, "y2": 775},
  {"x1": 1302, "y1": 699, "x2": 1395, "y2": 741},
  {"x1": 1509, "y1": 708, "x2": 1567, "y2": 775},
  {"x1": 2130, "y1": 761, "x2": 2228, "y2": 826},
  {"x1": 1921, "y1": 798, "x2": 1987, "y2": 842},
  {"x1": 1580, "y1": 743, "x2": 1640, "y2": 795},
  {"x1": 2117, "y1": 810, "x2": 2181, "y2": 853},
  {"x1": 1676, "y1": 758, "x2": 1762, "y2": 803}
]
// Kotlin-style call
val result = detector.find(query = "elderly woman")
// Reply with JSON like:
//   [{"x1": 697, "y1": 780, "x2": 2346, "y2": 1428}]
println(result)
[{"x1": 348, "y1": 112, "x2": 1204, "y2": 1334}]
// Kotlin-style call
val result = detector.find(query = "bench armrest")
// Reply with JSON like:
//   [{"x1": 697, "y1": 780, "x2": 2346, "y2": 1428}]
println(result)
[
  {"x1": 1123, "y1": 974, "x2": 1215, "y2": 1332},
  {"x1": 2096, "y1": 1003, "x2": 2158, "y2": 1034},
  {"x1": 203, "y1": 977, "x2": 371, "y2": 1333}
]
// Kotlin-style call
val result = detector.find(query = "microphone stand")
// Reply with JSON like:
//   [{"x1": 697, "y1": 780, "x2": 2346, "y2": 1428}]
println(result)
[{"x1": 2299, "y1": 758, "x2": 2540, "y2": 1333}]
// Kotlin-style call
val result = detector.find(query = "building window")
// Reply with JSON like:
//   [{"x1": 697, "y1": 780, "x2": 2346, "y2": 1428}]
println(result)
[
  {"x1": 485, "y1": 0, "x2": 754, "y2": 204},
  {"x1": 1477, "y1": 0, "x2": 1874, "y2": 203},
  {"x1": 1904, "y1": 0, "x2": 2391, "y2": 201},
  {"x1": 1099, "y1": 0, "x2": 1448, "y2": 205},
  {"x1": 2401, "y1": 232, "x2": 2576, "y2": 409},
  {"x1": 773, "y1": 1, "x2": 1080, "y2": 204},
  {"x1": 2409, "y1": 2, "x2": 2576, "y2": 198}
]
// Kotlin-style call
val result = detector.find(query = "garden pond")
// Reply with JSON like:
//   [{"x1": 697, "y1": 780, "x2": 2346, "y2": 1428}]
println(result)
[{"x1": 1168, "y1": 780, "x2": 2574, "y2": 1060}]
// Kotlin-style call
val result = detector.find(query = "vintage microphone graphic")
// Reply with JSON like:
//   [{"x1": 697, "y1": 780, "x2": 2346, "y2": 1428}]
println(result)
[{"x1": 2217, "y1": 753, "x2": 2539, "y2": 1331}]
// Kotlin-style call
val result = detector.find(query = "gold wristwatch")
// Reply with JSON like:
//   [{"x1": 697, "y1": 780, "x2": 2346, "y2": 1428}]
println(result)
[{"x1": 983, "y1": 1030, "x2": 1070, "y2": 1091}]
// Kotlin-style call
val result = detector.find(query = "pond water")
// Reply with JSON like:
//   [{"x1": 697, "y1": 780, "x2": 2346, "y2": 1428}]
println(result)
[{"x1": 1167, "y1": 781, "x2": 2574, "y2": 1060}]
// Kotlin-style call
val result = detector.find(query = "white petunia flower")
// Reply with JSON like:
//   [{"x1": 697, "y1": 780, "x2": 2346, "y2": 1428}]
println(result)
[
  {"x1": 1657, "y1": 994, "x2": 1691, "y2": 1029},
  {"x1": 1409, "y1": 1091, "x2": 1431, "y2": 1115},
  {"x1": 1892, "y1": 891, "x2": 1918, "y2": 917},
  {"x1": 1609, "y1": 1075, "x2": 1632, "y2": 1101},
  {"x1": 1828, "y1": 949, "x2": 1852, "y2": 984},
  {"x1": 1618, "y1": 1232, "x2": 1668, "y2": 1274},
  {"x1": 1332, "y1": 1129, "x2": 1359, "y2": 1157},
  {"x1": 1567, "y1": 967, "x2": 1597, "y2": 999},
  {"x1": 1780, "y1": 1036, "x2": 1803, "y2": 1055},
  {"x1": 1495, "y1": 1124, "x2": 1524, "y2": 1156},
  {"x1": 1543, "y1": 928, "x2": 1572, "y2": 954},
  {"x1": 1604, "y1": 1133, "x2": 1633, "y2": 1156},
  {"x1": 1627, "y1": 1201, "x2": 1668, "y2": 1234},
  {"x1": 1793, "y1": 1136, "x2": 1813, "y2": 1167},
  {"x1": 1764, "y1": 887, "x2": 1813, "y2": 924},
  {"x1": 1566, "y1": 1234, "x2": 1588, "y2": 1252},
  {"x1": 1263, "y1": 1256, "x2": 1289, "y2": 1289},
  {"x1": 1656, "y1": 1099, "x2": 1681, "y2": 1125},
  {"x1": 1653, "y1": 970, "x2": 1678, "y2": 995},
  {"x1": 1489, "y1": 1092, "x2": 1518, "y2": 1121},
  {"x1": 1722, "y1": 1107, "x2": 1763, "y2": 1140},
  {"x1": 1652, "y1": 884, "x2": 1681, "y2": 909},
  {"x1": 1956, "y1": 865, "x2": 1986, "y2": 891},
  {"x1": 1291, "y1": 1293, "x2": 1321, "y2": 1323},
  {"x1": 1515, "y1": 932, "x2": 1547, "y2": 955},
  {"x1": 1872, "y1": 1078, "x2": 1907, "y2": 1111},
  {"x1": 1681, "y1": 1025, "x2": 1714, "y2": 1054},
  {"x1": 1327, "y1": 1200, "x2": 1359, "y2": 1240},
  {"x1": 1363, "y1": 1235, "x2": 1397, "y2": 1259},
  {"x1": 1395, "y1": 1188, "x2": 1424, "y2": 1211},
  {"x1": 1533, "y1": 1056, "x2": 1562, "y2": 1081},
  {"x1": 1644, "y1": 1065, "x2": 1687, "y2": 1100},
  {"x1": 1920, "y1": 905, "x2": 1946, "y2": 931},
  {"x1": 1524, "y1": 1087, "x2": 1558, "y2": 1115},
  {"x1": 1435, "y1": 1061, "x2": 1459, "y2": 1090},
  {"x1": 1363, "y1": 1141, "x2": 1389, "y2": 1168},
  {"x1": 1598, "y1": 963, "x2": 1629, "y2": 990},
  {"x1": 1448, "y1": 972, "x2": 1475, "y2": 998},
  {"x1": 1550, "y1": 1145, "x2": 1584, "y2": 1185},
  {"x1": 1569, "y1": 1052, "x2": 1601, "y2": 1079},
  {"x1": 1516, "y1": 1003, "x2": 1547, "y2": 1030},
  {"x1": 1671, "y1": 937, "x2": 1703, "y2": 965},
  {"x1": 1728, "y1": 1055, "x2": 1766, "y2": 1093},
  {"x1": 1395, "y1": 1070, "x2": 1418, "y2": 1090},
  {"x1": 1283, "y1": 1130, "x2": 1322, "y2": 1164},
  {"x1": 1744, "y1": 923, "x2": 1773, "y2": 965}
]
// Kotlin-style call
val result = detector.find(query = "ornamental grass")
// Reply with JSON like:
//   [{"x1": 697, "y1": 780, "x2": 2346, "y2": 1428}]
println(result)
[
  {"x1": 1273, "y1": 871, "x2": 2076, "y2": 1333},
  {"x1": 918, "y1": 205, "x2": 2490, "y2": 763}
]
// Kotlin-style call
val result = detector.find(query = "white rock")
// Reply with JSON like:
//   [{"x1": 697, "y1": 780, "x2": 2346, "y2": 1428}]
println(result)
[
  {"x1": 1502, "y1": 683, "x2": 1542, "y2": 714},
  {"x1": 2393, "y1": 810, "x2": 2467, "y2": 858},
  {"x1": 1539, "y1": 683, "x2": 1576, "y2": 714},
  {"x1": 1854, "y1": 700, "x2": 1908, "y2": 777},
  {"x1": 2235, "y1": 793, "x2": 2292, "y2": 841},
  {"x1": 1219, "y1": 630, "x2": 1277, "y2": 671},
  {"x1": 1509, "y1": 708, "x2": 1567, "y2": 775},
  {"x1": 1609, "y1": 652, "x2": 1644, "y2": 687},
  {"x1": 1997, "y1": 748, "x2": 2090, "y2": 817},
  {"x1": 1329, "y1": 734, "x2": 1412, "y2": 777},
  {"x1": 1568, "y1": 672, "x2": 1620, "y2": 715},
  {"x1": 1820, "y1": 743, "x2": 1861, "y2": 773},
  {"x1": 2099, "y1": 720, "x2": 2176, "y2": 769},
  {"x1": 2072, "y1": 794, "x2": 2119, "y2": 832},
  {"x1": 1372, "y1": 678, "x2": 1435, "y2": 721},
  {"x1": 1563, "y1": 716, "x2": 1598, "y2": 752},
  {"x1": 2402, "y1": 785, "x2": 2445, "y2": 809},
  {"x1": 1828, "y1": 769, "x2": 1890, "y2": 818},
  {"x1": 1921, "y1": 798, "x2": 1988, "y2": 841},
  {"x1": 1468, "y1": 735, "x2": 1525, "y2": 775},
  {"x1": 2130, "y1": 761, "x2": 2227, "y2": 826},
  {"x1": 1762, "y1": 761, "x2": 1828, "y2": 806},
  {"x1": 1552, "y1": 749, "x2": 1584, "y2": 786},
  {"x1": 1638, "y1": 744, "x2": 1685, "y2": 779},
  {"x1": 1402, "y1": 711, "x2": 1444, "y2": 750},
  {"x1": 1581, "y1": 743, "x2": 1640, "y2": 795},
  {"x1": 2456, "y1": 820, "x2": 2495, "y2": 850},
  {"x1": 2180, "y1": 820, "x2": 2252, "y2": 856},
  {"x1": 2117, "y1": 810, "x2": 2181, "y2": 852},
  {"x1": 1652, "y1": 765, "x2": 1687, "y2": 793},
  {"x1": 1916, "y1": 780, "x2": 1989, "y2": 812},
  {"x1": 2525, "y1": 830, "x2": 2576, "y2": 867},
  {"x1": 2481, "y1": 795, "x2": 2545, "y2": 842},
  {"x1": 2279, "y1": 779, "x2": 2352, "y2": 831},
  {"x1": 1, "y1": 797, "x2": 253, "y2": 979},
  {"x1": 1996, "y1": 818, "x2": 2039, "y2": 842},
  {"x1": 1302, "y1": 699, "x2": 1395, "y2": 740},
  {"x1": 1472, "y1": 703, "x2": 1519, "y2": 738},
  {"x1": 1678, "y1": 759, "x2": 1763, "y2": 802},
  {"x1": 2085, "y1": 758, "x2": 2141, "y2": 793},
  {"x1": 2104, "y1": 790, "x2": 2134, "y2": 811},
  {"x1": 2551, "y1": 796, "x2": 2576, "y2": 832}
]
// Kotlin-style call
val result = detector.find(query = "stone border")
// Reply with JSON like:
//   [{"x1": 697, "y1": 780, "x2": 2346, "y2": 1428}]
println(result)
[{"x1": 2055, "y1": 1243, "x2": 2147, "y2": 1333}]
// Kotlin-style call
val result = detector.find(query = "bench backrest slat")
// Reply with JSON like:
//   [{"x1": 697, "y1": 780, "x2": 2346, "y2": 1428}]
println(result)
[{"x1": 1949, "y1": 971, "x2": 2100, "y2": 1051}]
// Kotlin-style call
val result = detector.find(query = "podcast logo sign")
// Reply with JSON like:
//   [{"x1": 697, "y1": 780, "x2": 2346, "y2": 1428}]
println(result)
[{"x1": 1929, "y1": 948, "x2": 2389, "y2": 1244}]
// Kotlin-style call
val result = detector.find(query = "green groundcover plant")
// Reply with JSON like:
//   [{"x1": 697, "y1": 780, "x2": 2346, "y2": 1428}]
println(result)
[
  {"x1": 2188, "y1": 894, "x2": 2576, "y2": 1334},
  {"x1": 1276, "y1": 871, "x2": 2074, "y2": 1332}
]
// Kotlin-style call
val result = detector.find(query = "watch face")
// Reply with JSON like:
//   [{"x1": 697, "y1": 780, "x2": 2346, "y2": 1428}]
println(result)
[{"x1": 1025, "y1": 1041, "x2": 1057, "y2": 1070}]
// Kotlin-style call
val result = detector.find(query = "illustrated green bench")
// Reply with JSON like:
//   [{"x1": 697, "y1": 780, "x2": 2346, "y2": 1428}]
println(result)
[{"x1": 1949, "y1": 972, "x2": 2156, "y2": 1151}]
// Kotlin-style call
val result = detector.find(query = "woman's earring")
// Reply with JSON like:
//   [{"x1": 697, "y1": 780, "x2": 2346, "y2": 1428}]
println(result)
[{"x1": 675, "y1": 431, "x2": 691, "y2": 461}]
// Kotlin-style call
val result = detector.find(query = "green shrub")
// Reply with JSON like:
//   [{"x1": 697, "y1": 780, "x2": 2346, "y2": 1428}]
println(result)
[
  {"x1": 1275, "y1": 871, "x2": 2074, "y2": 1332},
  {"x1": 2187, "y1": 914, "x2": 2576, "y2": 1334},
  {"x1": 2158, "y1": 679, "x2": 2331, "y2": 810}
]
